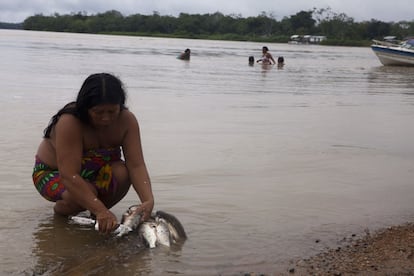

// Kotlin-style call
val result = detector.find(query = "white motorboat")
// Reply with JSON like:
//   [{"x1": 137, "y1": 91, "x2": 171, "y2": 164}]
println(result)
[{"x1": 371, "y1": 39, "x2": 414, "y2": 66}]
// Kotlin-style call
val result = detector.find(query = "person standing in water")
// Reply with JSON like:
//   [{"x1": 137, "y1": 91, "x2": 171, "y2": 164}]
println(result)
[
  {"x1": 32, "y1": 73, "x2": 154, "y2": 234},
  {"x1": 178, "y1": 48, "x2": 191, "y2": 60},
  {"x1": 257, "y1": 46, "x2": 276, "y2": 65}
]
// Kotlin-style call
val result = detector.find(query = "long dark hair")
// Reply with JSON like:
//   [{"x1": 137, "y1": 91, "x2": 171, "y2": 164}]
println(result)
[{"x1": 43, "y1": 73, "x2": 127, "y2": 138}]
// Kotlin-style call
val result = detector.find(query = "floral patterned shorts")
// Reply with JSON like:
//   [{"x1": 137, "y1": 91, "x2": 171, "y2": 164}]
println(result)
[{"x1": 32, "y1": 148, "x2": 121, "y2": 202}]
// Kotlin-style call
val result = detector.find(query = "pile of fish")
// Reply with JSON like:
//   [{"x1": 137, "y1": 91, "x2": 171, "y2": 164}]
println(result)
[{"x1": 69, "y1": 205, "x2": 187, "y2": 248}]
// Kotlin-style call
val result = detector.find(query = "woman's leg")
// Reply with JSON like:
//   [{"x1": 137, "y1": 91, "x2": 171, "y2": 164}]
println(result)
[
  {"x1": 100, "y1": 161, "x2": 131, "y2": 209},
  {"x1": 53, "y1": 161, "x2": 131, "y2": 215},
  {"x1": 54, "y1": 183, "x2": 97, "y2": 215},
  {"x1": 54, "y1": 194, "x2": 85, "y2": 215}
]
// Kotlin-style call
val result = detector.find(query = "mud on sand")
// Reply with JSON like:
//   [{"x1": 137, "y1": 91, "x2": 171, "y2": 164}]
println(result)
[{"x1": 288, "y1": 222, "x2": 414, "y2": 275}]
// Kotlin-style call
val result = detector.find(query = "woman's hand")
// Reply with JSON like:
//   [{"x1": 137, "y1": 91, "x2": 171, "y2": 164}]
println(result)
[
  {"x1": 95, "y1": 209, "x2": 118, "y2": 234},
  {"x1": 137, "y1": 199, "x2": 154, "y2": 222}
]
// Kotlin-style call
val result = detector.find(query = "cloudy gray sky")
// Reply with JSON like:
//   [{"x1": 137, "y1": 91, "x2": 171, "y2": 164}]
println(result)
[{"x1": 0, "y1": 0, "x2": 412, "y2": 23}]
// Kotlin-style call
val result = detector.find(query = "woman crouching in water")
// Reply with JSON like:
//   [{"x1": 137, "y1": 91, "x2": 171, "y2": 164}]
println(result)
[{"x1": 32, "y1": 73, "x2": 154, "y2": 234}]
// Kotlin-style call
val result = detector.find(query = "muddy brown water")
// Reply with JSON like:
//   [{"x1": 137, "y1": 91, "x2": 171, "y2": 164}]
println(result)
[{"x1": 1, "y1": 29, "x2": 414, "y2": 275}]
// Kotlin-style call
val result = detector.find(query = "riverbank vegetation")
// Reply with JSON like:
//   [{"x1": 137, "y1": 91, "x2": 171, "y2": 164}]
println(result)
[{"x1": 5, "y1": 7, "x2": 414, "y2": 46}]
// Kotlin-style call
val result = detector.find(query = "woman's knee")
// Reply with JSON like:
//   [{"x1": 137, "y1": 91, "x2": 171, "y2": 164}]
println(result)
[
  {"x1": 54, "y1": 198, "x2": 84, "y2": 215},
  {"x1": 112, "y1": 161, "x2": 129, "y2": 185}
]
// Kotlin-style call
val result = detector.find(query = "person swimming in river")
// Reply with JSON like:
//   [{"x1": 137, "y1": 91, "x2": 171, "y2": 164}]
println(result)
[
  {"x1": 256, "y1": 46, "x2": 276, "y2": 65},
  {"x1": 178, "y1": 48, "x2": 191, "y2": 60},
  {"x1": 32, "y1": 73, "x2": 154, "y2": 234},
  {"x1": 248, "y1": 56, "x2": 255, "y2": 66},
  {"x1": 277, "y1": 56, "x2": 285, "y2": 68}
]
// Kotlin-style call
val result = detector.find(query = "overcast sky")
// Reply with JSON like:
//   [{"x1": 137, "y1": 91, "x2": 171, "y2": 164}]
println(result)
[{"x1": 0, "y1": 0, "x2": 412, "y2": 23}]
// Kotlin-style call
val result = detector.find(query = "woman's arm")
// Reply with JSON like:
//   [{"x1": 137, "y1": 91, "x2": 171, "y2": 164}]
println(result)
[
  {"x1": 54, "y1": 114, "x2": 117, "y2": 233},
  {"x1": 267, "y1": 53, "x2": 276, "y2": 64},
  {"x1": 121, "y1": 111, "x2": 154, "y2": 221}
]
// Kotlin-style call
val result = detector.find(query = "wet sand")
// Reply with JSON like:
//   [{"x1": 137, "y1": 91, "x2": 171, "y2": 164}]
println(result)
[{"x1": 285, "y1": 222, "x2": 414, "y2": 275}]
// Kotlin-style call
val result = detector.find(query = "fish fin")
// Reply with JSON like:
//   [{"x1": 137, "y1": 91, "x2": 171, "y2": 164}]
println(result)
[
  {"x1": 155, "y1": 210, "x2": 187, "y2": 241},
  {"x1": 114, "y1": 224, "x2": 133, "y2": 237}
]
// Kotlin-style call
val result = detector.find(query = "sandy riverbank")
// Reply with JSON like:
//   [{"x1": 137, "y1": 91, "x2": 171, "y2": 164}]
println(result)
[{"x1": 285, "y1": 222, "x2": 414, "y2": 275}]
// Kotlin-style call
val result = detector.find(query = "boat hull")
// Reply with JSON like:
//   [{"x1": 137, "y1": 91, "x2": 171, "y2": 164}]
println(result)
[{"x1": 371, "y1": 44, "x2": 414, "y2": 66}]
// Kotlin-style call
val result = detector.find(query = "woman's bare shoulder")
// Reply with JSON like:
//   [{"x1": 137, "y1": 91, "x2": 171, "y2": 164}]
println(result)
[
  {"x1": 56, "y1": 113, "x2": 81, "y2": 124},
  {"x1": 54, "y1": 114, "x2": 83, "y2": 135},
  {"x1": 119, "y1": 109, "x2": 139, "y2": 125}
]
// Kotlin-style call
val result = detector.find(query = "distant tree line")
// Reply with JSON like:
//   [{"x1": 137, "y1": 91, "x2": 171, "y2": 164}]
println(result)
[
  {"x1": 14, "y1": 8, "x2": 414, "y2": 45},
  {"x1": 0, "y1": 22, "x2": 22, "y2": 29}
]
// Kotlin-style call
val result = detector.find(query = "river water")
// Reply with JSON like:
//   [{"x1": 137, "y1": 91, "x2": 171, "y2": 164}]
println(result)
[{"x1": 1, "y1": 29, "x2": 414, "y2": 275}]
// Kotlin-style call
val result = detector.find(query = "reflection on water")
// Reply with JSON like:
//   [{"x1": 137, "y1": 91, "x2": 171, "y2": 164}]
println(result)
[
  {"x1": 367, "y1": 66, "x2": 414, "y2": 99},
  {"x1": 30, "y1": 214, "x2": 185, "y2": 275},
  {"x1": 1, "y1": 30, "x2": 414, "y2": 275}
]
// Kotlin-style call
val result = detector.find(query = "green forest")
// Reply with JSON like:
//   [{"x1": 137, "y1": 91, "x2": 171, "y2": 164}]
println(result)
[{"x1": 7, "y1": 8, "x2": 414, "y2": 46}]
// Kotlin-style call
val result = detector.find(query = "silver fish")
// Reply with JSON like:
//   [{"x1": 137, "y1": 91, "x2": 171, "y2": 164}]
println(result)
[
  {"x1": 70, "y1": 204, "x2": 142, "y2": 237},
  {"x1": 135, "y1": 210, "x2": 187, "y2": 248},
  {"x1": 112, "y1": 224, "x2": 133, "y2": 237},
  {"x1": 69, "y1": 206, "x2": 187, "y2": 248},
  {"x1": 120, "y1": 204, "x2": 142, "y2": 230},
  {"x1": 155, "y1": 210, "x2": 187, "y2": 243},
  {"x1": 69, "y1": 216, "x2": 96, "y2": 226},
  {"x1": 110, "y1": 204, "x2": 143, "y2": 237},
  {"x1": 155, "y1": 218, "x2": 171, "y2": 247},
  {"x1": 138, "y1": 221, "x2": 158, "y2": 248},
  {"x1": 69, "y1": 216, "x2": 132, "y2": 237}
]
